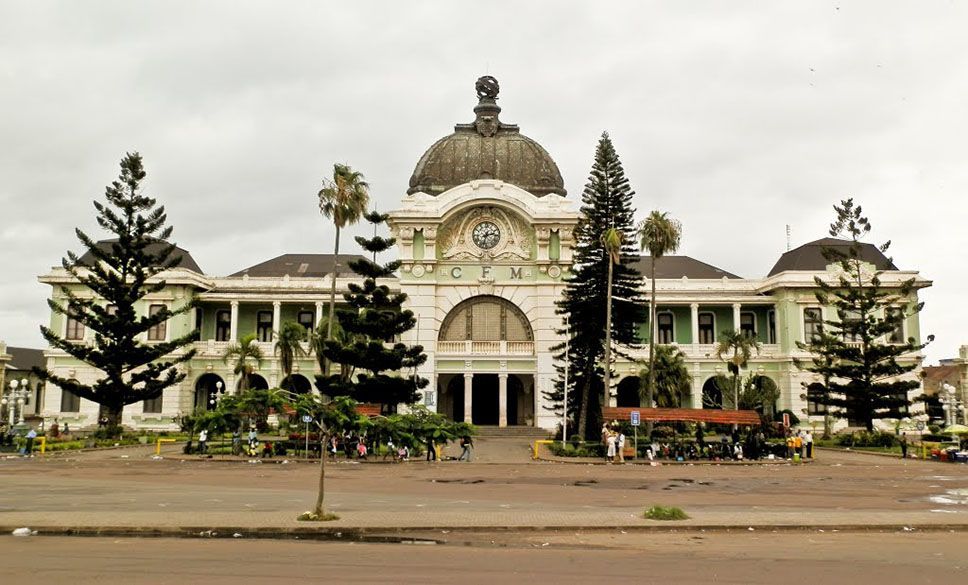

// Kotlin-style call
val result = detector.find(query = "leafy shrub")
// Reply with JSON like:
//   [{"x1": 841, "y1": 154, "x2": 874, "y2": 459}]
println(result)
[
  {"x1": 644, "y1": 505, "x2": 689, "y2": 521},
  {"x1": 650, "y1": 426, "x2": 675, "y2": 439},
  {"x1": 835, "y1": 431, "x2": 897, "y2": 448}
]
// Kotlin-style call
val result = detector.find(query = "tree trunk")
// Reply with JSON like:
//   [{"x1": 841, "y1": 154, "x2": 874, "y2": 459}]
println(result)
[
  {"x1": 646, "y1": 261, "x2": 657, "y2": 436},
  {"x1": 313, "y1": 432, "x2": 327, "y2": 517},
  {"x1": 98, "y1": 403, "x2": 123, "y2": 437},
  {"x1": 324, "y1": 226, "x2": 341, "y2": 377},
  {"x1": 603, "y1": 259, "x2": 614, "y2": 410},
  {"x1": 577, "y1": 376, "x2": 591, "y2": 441}
]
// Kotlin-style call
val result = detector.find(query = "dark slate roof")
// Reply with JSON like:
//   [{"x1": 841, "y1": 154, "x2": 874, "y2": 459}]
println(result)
[
  {"x1": 230, "y1": 254, "x2": 370, "y2": 278},
  {"x1": 768, "y1": 237, "x2": 897, "y2": 276},
  {"x1": 78, "y1": 239, "x2": 203, "y2": 274},
  {"x1": 6, "y1": 347, "x2": 45, "y2": 372},
  {"x1": 631, "y1": 256, "x2": 741, "y2": 279}
]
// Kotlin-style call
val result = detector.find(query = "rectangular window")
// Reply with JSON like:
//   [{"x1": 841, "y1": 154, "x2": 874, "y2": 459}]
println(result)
[
  {"x1": 698, "y1": 313, "x2": 715, "y2": 344},
  {"x1": 195, "y1": 308, "x2": 203, "y2": 333},
  {"x1": 740, "y1": 312, "x2": 756, "y2": 338},
  {"x1": 60, "y1": 388, "x2": 80, "y2": 413},
  {"x1": 215, "y1": 310, "x2": 231, "y2": 341},
  {"x1": 842, "y1": 309, "x2": 862, "y2": 343},
  {"x1": 767, "y1": 310, "x2": 777, "y2": 344},
  {"x1": 257, "y1": 311, "x2": 273, "y2": 342},
  {"x1": 147, "y1": 304, "x2": 167, "y2": 341},
  {"x1": 806, "y1": 384, "x2": 827, "y2": 415},
  {"x1": 657, "y1": 313, "x2": 674, "y2": 344},
  {"x1": 297, "y1": 310, "x2": 315, "y2": 332},
  {"x1": 65, "y1": 304, "x2": 85, "y2": 340},
  {"x1": 803, "y1": 308, "x2": 822, "y2": 342},
  {"x1": 106, "y1": 304, "x2": 118, "y2": 317},
  {"x1": 886, "y1": 307, "x2": 905, "y2": 344},
  {"x1": 143, "y1": 394, "x2": 163, "y2": 414}
]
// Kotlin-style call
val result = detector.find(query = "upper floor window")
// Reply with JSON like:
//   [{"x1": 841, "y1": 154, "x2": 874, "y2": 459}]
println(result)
[
  {"x1": 195, "y1": 308, "x2": 203, "y2": 332},
  {"x1": 698, "y1": 313, "x2": 715, "y2": 344},
  {"x1": 257, "y1": 311, "x2": 273, "y2": 342},
  {"x1": 657, "y1": 313, "x2": 674, "y2": 344},
  {"x1": 767, "y1": 310, "x2": 777, "y2": 344},
  {"x1": 886, "y1": 307, "x2": 905, "y2": 344},
  {"x1": 803, "y1": 307, "x2": 822, "y2": 343},
  {"x1": 147, "y1": 304, "x2": 167, "y2": 341},
  {"x1": 65, "y1": 304, "x2": 85, "y2": 341},
  {"x1": 215, "y1": 310, "x2": 231, "y2": 341},
  {"x1": 841, "y1": 309, "x2": 862, "y2": 343},
  {"x1": 297, "y1": 310, "x2": 315, "y2": 332},
  {"x1": 806, "y1": 383, "x2": 827, "y2": 415},
  {"x1": 740, "y1": 312, "x2": 756, "y2": 338}
]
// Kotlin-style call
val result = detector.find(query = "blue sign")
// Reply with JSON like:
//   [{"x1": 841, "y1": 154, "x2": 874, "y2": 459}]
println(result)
[
  {"x1": 301, "y1": 415, "x2": 312, "y2": 424},
  {"x1": 630, "y1": 411, "x2": 640, "y2": 426}
]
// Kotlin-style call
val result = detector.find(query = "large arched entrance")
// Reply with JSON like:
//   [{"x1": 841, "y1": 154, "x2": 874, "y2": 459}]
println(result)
[
  {"x1": 438, "y1": 373, "x2": 534, "y2": 425},
  {"x1": 237, "y1": 374, "x2": 269, "y2": 391},
  {"x1": 616, "y1": 376, "x2": 641, "y2": 407},
  {"x1": 194, "y1": 373, "x2": 226, "y2": 411},
  {"x1": 702, "y1": 377, "x2": 723, "y2": 409},
  {"x1": 281, "y1": 374, "x2": 312, "y2": 395}
]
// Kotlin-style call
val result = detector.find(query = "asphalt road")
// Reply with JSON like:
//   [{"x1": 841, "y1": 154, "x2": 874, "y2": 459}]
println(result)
[{"x1": 1, "y1": 532, "x2": 963, "y2": 584}]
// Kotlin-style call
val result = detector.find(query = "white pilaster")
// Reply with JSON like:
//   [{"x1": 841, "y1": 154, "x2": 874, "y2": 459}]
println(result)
[
  {"x1": 315, "y1": 302, "x2": 324, "y2": 330},
  {"x1": 272, "y1": 301, "x2": 281, "y2": 341},
  {"x1": 690, "y1": 303, "x2": 699, "y2": 345},
  {"x1": 732, "y1": 303, "x2": 741, "y2": 332},
  {"x1": 498, "y1": 373, "x2": 508, "y2": 427},
  {"x1": 229, "y1": 301, "x2": 239, "y2": 342},
  {"x1": 463, "y1": 372, "x2": 473, "y2": 423}
]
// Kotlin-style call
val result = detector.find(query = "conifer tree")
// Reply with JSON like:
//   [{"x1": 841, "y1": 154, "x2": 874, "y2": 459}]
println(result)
[
  {"x1": 795, "y1": 199, "x2": 932, "y2": 432},
  {"x1": 35, "y1": 153, "x2": 197, "y2": 431},
  {"x1": 544, "y1": 133, "x2": 645, "y2": 439},
  {"x1": 315, "y1": 211, "x2": 427, "y2": 409}
]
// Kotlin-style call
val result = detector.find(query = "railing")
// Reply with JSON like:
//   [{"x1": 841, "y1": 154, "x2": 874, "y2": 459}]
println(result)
[{"x1": 436, "y1": 340, "x2": 535, "y2": 355}]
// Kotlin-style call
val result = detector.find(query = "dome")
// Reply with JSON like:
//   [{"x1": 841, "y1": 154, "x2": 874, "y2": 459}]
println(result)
[{"x1": 408, "y1": 77, "x2": 566, "y2": 198}]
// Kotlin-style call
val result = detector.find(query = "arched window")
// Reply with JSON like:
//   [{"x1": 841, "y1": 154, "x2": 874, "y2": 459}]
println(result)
[{"x1": 439, "y1": 296, "x2": 533, "y2": 342}]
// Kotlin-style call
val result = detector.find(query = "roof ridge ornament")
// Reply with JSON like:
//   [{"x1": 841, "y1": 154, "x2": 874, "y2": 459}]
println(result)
[
  {"x1": 474, "y1": 76, "x2": 502, "y2": 137},
  {"x1": 475, "y1": 75, "x2": 499, "y2": 100}
]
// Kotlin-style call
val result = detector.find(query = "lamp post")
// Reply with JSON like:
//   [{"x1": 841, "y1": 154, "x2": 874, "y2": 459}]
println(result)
[
  {"x1": 562, "y1": 316, "x2": 570, "y2": 449},
  {"x1": 940, "y1": 382, "x2": 964, "y2": 426},
  {"x1": 3, "y1": 378, "x2": 29, "y2": 427}
]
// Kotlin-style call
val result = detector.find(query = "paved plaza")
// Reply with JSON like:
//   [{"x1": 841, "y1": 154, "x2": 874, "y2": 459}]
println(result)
[{"x1": 1, "y1": 438, "x2": 966, "y2": 534}]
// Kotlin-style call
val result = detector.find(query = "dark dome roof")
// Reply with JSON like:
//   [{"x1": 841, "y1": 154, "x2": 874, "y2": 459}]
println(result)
[
  {"x1": 768, "y1": 237, "x2": 898, "y2": 276},
  {"x1": 408, "y1": 78, "x2": 566, "y2": 198}
]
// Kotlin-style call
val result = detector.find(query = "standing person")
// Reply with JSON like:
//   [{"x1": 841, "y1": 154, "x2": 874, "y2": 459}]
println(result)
[
  {"x1": 606, "y1": 431, "x2": 617, "y2": 463},
  {"x1": 25, "y1": 428, "x2": 37, "y2": 456},
  {"x1": 231, "y1": 430, "x2": 241, "y2": 456},
  {"x1": 426, "y1": 437, "x2": 437, "y2": 462},
  {"x1": 63, "y1": 422, "x2": 70, "y2": 436},
  {"x1": 900, "y1": 435, "x2": 908, "y2": 459},
  {"x1": 385, "y1": 438, "x2": 395, "y2": 461},
  {"x1": 197, "y1": 428, "x2": 208, "y2": 454},
  {"x1": 329, "y1": 435, "x2": 338, "y2": 460},
  {"x1": 458, "y1": 435, "x2": 473, "y2": 462},
  {"x1": 795, "y1": 431, "x2": 804, "y2": 460},
  {"x1": 695, "y1": 424, "x2": 705, "y2": 451},
  {"x1": 617, "y1": 431, "x2": 626, "y2": 463},
  {"x1": 804, "y1": 429, "x2": 814, "y2": 459},
  {"x1": 357, "y1": 439, "x2": 368, "y2": 460},
  {"x1": 247, "y1": 427, "x2": 258, "y2": 456}
]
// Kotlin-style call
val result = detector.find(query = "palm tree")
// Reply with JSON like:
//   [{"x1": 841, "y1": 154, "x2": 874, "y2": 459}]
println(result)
[
  {"x1": 600, "y1": 227, "x2": 623, "y2": 408},
  {"x1": 222, "y1": 334, "x2": 264, "y2": 392},
  {"x1": 318, "y1": 163, "x2": 370, "y2": 375},
  {"x1": 310, "y1": 317, "x2": 355, "y2": 383},
  {"x1": 638, "y1": 211, "x2": 682, "y2": 431},
  {"x1": 638, "y1": 345, "x2": 692, "y2": 408},
  {"x1": 714, "y1": 329, "x2": 761, "y2": 413},
  {"x1": 275, "y1": 320, "x2": 309, "y2": 392}
]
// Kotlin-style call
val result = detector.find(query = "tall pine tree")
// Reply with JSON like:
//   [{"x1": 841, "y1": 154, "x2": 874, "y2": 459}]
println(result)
[
  {"x1": 316, "y1": 211, "x2": 428, "y2": 410},
  {"x1": 35, "y1": 153, "x2": 197, "y2": 431},
  {"x1": 795, "y1": 199, "x2": 931, "y2": 432},
  {"x1": 545, "y1": 133, "x2": 645, "y2": 439}
]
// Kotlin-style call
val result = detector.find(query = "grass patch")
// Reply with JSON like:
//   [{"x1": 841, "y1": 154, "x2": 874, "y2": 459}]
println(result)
[
  {"x1": 644, "y1": 505, "x2": 689, "y2": 521},
  {"x1": 297, "y1": 511, "x2": 340, "y2": 522}
]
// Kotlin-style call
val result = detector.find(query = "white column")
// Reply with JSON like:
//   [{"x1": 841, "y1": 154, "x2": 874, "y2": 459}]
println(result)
[
  {"x1": 315, "y1": 302, "x2": 324, "y2": 330},
  {"x1": 229, "y1": 301, "x2": 239, "y2": 342},
  {"x1": 498, "y1": 373, "x2": 508, "y2": 427},
  {"x1": 463, "y1": 373, "x2": 473, "y2": 423},
  {"x1": 272, "y1": 301, "x2": 281, "y2": 341},
  {"x1": 690, "y1": 303, "x2": 700, "y2": 346},
  {"x1": 732, "y1": 303, "x2": 742, "y2": 332}
]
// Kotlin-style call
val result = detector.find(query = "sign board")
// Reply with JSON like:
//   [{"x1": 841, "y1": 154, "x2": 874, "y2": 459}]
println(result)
[
  {"x1": 630, "y1": 410, "x2": 640, "y2": 427},
  {"x1": 301, "y1": 415, "x2": 312, "y2": 424},
  {"x1": 782, "y1": 412, "x2": 790, "y2": 427}
]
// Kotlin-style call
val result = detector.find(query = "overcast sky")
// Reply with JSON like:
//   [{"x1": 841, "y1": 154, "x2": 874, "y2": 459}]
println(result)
[{"x1": 1, "y1": 1, "x2": 965, "y2": 365}]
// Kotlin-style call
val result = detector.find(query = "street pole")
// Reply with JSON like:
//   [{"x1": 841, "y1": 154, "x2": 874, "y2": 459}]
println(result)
[
  {"x1": 305, "y1": 419, "x2": 310, "y2": 459},
  {"x1": 562, "y1": 316, "x2": 569, "y2": 448}
]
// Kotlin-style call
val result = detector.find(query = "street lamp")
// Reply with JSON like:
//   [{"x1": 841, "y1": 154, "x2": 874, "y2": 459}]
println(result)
[
  {"x1": 209, "y1": 380, "x2": 224, "y2": 409},
  {"x1": 939, "y1": 382, "x2": 964, "y2": 426},
  {"x1": 2, "y1": 378, "x2": 29, "y2": 426}
]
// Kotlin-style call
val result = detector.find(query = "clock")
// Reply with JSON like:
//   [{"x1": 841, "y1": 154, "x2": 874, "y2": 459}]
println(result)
[{"x1": 472, "y1": 221, "x2": 501, "y2": 250}]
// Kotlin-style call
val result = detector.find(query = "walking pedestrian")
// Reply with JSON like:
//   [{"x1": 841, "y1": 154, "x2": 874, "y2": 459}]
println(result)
[
  {"x1": 426, "y1": 437, "x2": 437, "y2": 461},
  {"x1": 617, "y1": 431, "x2": 626, "y2": 463},
  {"x1": 458, "y1": 435, "x2": 473, "y2": 461},
  {"x1": 24, "y1": 428, "x2": 37, "y2": 456},
  {"x1": 900, "y1": 435, "x2": 908, "y2": 459}
]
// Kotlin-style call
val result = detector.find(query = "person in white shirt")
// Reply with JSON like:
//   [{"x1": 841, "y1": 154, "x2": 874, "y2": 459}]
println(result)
[{"x1": 617, "y1": 432, "x2": 626, "y2": 462}]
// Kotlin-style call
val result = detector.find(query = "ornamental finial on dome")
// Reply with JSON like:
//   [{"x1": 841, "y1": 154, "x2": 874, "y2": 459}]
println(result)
[{"x1": 475, "y1": 76, "x2": 500, "y2": 100}]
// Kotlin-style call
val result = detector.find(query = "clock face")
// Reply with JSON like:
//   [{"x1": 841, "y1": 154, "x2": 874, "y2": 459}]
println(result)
[{"x1": 472, "y1": 221, "x2": 501, "y2": 250}]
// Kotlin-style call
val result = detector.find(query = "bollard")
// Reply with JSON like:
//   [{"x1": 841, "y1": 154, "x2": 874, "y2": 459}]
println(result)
[
  {"x1": 532, "y1": 439, "x2": 552, "y2": 460},
  {"x1": 38, "y1": 436, "x2": 47, "y2": 454},
  {"x1": 155, "y1": 438, "x2": 177, "y2": 455}
]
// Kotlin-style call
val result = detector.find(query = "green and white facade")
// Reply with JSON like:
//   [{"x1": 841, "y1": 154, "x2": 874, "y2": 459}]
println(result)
[{"x1": 37, "y1": 80, "x2": 932, "y2": 432}]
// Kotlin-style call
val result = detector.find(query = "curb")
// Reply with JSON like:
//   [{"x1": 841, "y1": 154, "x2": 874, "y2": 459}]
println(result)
[{"x1": 4, "y1": 523, "x2": 967, "y2": 540}]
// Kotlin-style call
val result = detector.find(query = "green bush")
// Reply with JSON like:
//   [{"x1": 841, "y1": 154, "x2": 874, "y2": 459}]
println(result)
[
  {"x1": 835, "y1": 431, "x2": 897, "y2": 448},
  {"x1": 644, "y1": 505, "x2": 689, "y2": 521},
  {"x1": 651, "y1": 426, "x2": 675, "y2": 439}
]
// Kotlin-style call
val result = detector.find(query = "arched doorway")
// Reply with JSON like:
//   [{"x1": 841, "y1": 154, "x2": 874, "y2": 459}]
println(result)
[
  {"x1": 194, "y1": 373, "x2": 226, "y2": 411},
  {"x1": 616, "y1": 376, "x2": 641, "y2": 407},
  {"x1": 281, "y1": 374, "x2": 312, "y2": 395},
  {"x1": 237, "y1": 374, "x2": 269, "y2": 391},
  {"x1": 472, "y1": 374, "x2": 499, "y2": 425},
  {"x1": 702, "y1": 377, "x2": 723, "y2": 409}
]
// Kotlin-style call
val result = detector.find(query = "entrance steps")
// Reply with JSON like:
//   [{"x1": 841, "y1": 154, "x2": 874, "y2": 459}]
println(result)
[{"x1": 473, "y1": 425, "x2": 551, "y2": 438}]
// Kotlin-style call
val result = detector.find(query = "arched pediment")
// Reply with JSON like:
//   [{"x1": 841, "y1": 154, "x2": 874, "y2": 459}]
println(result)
[{"x1": 439, "y1": 295, "x2": 533, "y2": 342}]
